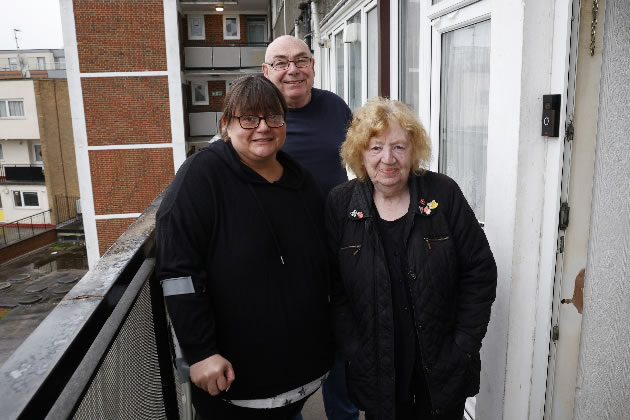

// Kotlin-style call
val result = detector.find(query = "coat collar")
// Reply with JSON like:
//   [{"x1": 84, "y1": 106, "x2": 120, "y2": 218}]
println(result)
[{"x1": 346, "y1": 174, "x2": 430, "y2": 221}]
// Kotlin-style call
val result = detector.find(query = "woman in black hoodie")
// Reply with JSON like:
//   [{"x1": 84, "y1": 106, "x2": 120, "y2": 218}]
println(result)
[{"x1": 155, "y1": 76, "x2": 333, "y2": 419}]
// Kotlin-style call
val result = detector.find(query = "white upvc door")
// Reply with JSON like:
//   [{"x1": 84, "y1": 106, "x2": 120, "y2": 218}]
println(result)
[{"x1": 544, "y1": 0, "x2": 604, "y2": 418}]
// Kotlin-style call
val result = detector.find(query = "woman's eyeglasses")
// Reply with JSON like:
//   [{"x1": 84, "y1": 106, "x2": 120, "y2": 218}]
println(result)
[
  {"x1": 233, "y1": 115, "x2": 285, "y2": 129},
  {"x1": 265, "y1": 57, "x2": 312, "y2": 71}
]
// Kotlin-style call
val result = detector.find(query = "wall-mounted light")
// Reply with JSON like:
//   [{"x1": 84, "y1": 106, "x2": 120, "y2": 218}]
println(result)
[{"x1": 216, "y1": 5, "x2": 224, "y2": 11}]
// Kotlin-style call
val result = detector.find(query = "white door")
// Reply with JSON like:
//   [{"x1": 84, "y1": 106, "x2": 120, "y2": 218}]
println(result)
[{"x1": 544, "y1": 0, "x2": 604, "y2": 418}]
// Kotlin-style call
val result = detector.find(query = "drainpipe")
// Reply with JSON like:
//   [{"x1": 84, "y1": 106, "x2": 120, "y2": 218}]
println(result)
[
  {"x1": 311, "y1": 0, "x2": 322, "y2": 46},
  {"x1": 283, "y1": 0, "x2": 287, "y2": 35}
]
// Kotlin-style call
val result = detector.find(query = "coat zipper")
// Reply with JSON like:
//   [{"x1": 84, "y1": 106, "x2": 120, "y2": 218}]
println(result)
[
  {"x1": 340, "y1": 244, "x2": 362, "y2": 255},
  {"x1": 423, "y1": 236, "x2": 450, "y2": 250}
]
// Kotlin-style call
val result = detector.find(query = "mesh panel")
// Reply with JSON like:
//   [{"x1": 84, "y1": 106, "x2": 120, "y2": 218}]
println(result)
[{"x1": 72, "y1": 281, "x2": 167, "y2": 419}]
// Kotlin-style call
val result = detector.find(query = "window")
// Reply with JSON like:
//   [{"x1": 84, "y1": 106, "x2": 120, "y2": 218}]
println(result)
[
  {"x1": 13, "y1": 191, "x2": 40, "y2": 208},
  {"x1": 37, "y1": 57, "x2": 46, "y2": 70},
  {"x1": 55, "y1": 57, "x2": 66, "y2": 70},
  {"x1": 191, "y1": 82, "x2": 209, "y2": 105},
  {"x1": 346, "y1": 12, "x2": 362, "y2": 111},
  {"x1": 427, "y1": 1, "x2": 491, "y2": 224},
  {"x1": 188, "y1": 15, "x2": 205, "y2": 40},
  {"x1": 9, "y1": 57, "x2": 18, "y2": 70},
  {"x1": 334, "y1": 30, "x2": 345, "y2": 99},
  {"x1": 399, "y1": 0, "x2": 421, "y2": 112},
  {"x1": 224, "y1": 16, "x2": 240, "y2": 40},
  {"x1": 247, "y1": 16, "x2": 267, "y2": 43},
  {"x1": 0, "y1": 144, "x2": 3, "y2": 160},
  {"x1": 0, "y1": 100, "x2": 25, "y2": 118},
  {"x1": 33, "y1": 144, "x2": 43, "y2": 163},
  {"x1": 366, "y1": 7, "x2": 378, "y2": 99}
]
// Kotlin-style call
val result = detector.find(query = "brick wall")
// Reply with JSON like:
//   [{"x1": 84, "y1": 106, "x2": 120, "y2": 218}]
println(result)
[
  {"x1": 187, "y1": 80, "x2": 226, "y2": 112},
  {"x1": 96, "y1": 218, "x2": 134, "y2": 255},
  {"x1": 34, "y1": 80, "x2": 80, "y2": 224},
  {"x1": 74, "y1": 0, "x2": 167, "y2": 72},
  {"x1": 184, "y1": 15, "x2": 250, "y2": 46},
  {"x1": 82, "y1": 77, "x2": 171, "y2": 146},
  {"x1": 89, "y1": 148, "x2": 174, "y2": 216},
  {"x1": 0, "y1": 230, "x2": 57, "y2": 264}
]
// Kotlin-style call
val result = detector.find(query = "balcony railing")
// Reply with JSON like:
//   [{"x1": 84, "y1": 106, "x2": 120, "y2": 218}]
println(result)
[
  {"x1": 0, "y1": 194, "x2": 187, "y2": 419},
  {"x1": 184, "y1": 43, "x2": 268, "y2": 69},
  {"x1": 0, "y1": 164, "x2": 45, "y2": 184},
  {"x1": 0, "y1": 209, "x2": 54, "y2": 248}
]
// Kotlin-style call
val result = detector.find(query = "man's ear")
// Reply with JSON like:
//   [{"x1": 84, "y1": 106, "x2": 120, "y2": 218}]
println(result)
[{"x1": 262, "y1": 63, "x2": 270, "y2": 78}]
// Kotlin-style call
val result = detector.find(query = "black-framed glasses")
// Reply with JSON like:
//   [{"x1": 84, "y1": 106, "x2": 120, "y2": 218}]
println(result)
[
  {"x1": 265, "y1": 57, "x2": 312, "y2": 71},
  {"x1": 233, "y1": 115, "x2": 285, "y2": 129}
]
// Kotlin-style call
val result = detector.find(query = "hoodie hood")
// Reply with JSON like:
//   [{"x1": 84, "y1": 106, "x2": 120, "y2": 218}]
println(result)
[{"x1": 208, "y1": 139, "x2": 307, "y2": 190}]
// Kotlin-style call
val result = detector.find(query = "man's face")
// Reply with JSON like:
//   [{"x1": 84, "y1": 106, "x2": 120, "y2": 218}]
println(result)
[{"x1": 263, "y1": 37, "x2": 315, "y2": 108}]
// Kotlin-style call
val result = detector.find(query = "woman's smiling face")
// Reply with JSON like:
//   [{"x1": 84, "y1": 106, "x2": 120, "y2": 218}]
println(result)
[
  {"x1": 226, "y1": 110, "x2": 287, "y2": 167},
  {"x1": 362, "y1": 122, "x2": 413, "y2": 192}
]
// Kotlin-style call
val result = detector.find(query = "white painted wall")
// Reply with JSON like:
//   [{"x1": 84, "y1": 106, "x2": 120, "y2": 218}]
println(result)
[
  {"x1": 574, "y1": 0, "x2": 630, "y2": 417},
  {"x1": 0, "y1": 139, "x2": 33, "y2": 165},
  {"x1": 0, "y1": 184, "x2": 49, "y2": 222},
  {"x1": 0, "y1": 80, "x2": 40, "y2": 140}
]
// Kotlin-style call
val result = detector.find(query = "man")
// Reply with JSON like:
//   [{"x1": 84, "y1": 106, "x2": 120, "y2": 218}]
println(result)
[
  {"x1": 263, "y1": 35, "x2": 352, "y2": 198},
  {"x1": 263, "y1": 35, "x2": 359, "y2": 420}
]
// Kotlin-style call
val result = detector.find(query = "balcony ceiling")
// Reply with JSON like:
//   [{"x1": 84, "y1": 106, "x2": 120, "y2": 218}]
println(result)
[{"x1": 179, "y1": 0, "x2": 267, "y2": 13}]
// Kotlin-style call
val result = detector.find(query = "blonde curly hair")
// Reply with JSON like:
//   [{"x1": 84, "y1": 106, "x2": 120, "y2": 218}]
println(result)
[{"x1": 341, "y1": 97, "x2": 431, "y2": 181}]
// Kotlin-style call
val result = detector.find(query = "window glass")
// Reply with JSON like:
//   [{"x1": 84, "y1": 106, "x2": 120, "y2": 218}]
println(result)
[
  {"x1": 432, "y1": 0, "x2": 446, "y2": 4},
  {"x1": 34, "y1": 144, "x2": 43, "y2": 162},
  {"x1": 367, "y1": 7, "x2": 378, "y2": 99},
  {"x1": 9, "y1": 58, "x2": 18, "y2": 70},
  {"x1": 247, "y1": 16, "x2": 267, "y2": 43},
  {"x1": 190, "y1": 16, "x2": 203, "y2": 37},
  {"x1": 13, "y1": 191, "x2": 22, "y2": 207},
  {"x1": 23, "y1": 192, "x2": 39, "y2": 207},
  {"x1": 347, "y1": 12, "x2": 362, "y2": 110},
  {"x1": 399, "y1": 0, "x2": 420, "y2": 113},
  {"x1": 0, "y1": 144, "x2": 3, "y2": 160},
  {"x1": 335, "y1": 31, "x2": 344, "y2": 99},
  {"x1": 0, "y1": 100, "x2": 24, "y2": 117},
  {"x1": 192, "y1": 82, "x2": 209, "y2": 105},
  {"x1": 8, "y1": 100, "x2": 24, "y2": 116},
  {"x1": 224, "y1": 17, "x2": 240, "y2": 39},
  {"x1": 438, "y1": 20, "x2": 491, "y2": 220},
  {"x1": 37, "y1": 57, "x2": 46, "y2": 70}
]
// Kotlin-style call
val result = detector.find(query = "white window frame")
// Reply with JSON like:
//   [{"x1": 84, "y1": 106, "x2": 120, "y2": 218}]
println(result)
[
  {"x1": 223, "y1": 15, "x2": 241, "y2": 40},
  {"x1": 188, "y1": 15, "x2": 206, "y2": 40},
  {"x1": 0, "y1": 99, "x2": 26, "y2": 119},
  {"x1": 37, "y1": 57, "x2": 46, "y2": 70},
  {"x1": 13, "y1": 191, "x2": 40, "y2": 209},
  {"x1": 191, "y1": 81, "x2": 209, "y2": 106},
  {"x1": 330, "y1": 25, "x2": 346, "y2": 100},
  {"x1": 323, "y1": 0, "x2": 376, "y2": 108},
  {"x1": 423, "y1": 0, "x2": 490, "y2": 172},
  {"x1": 9, "y1": 57, "x2": 18, "y2": 70},
  {"x1": 33, "y1": 143, "x2": 43, "y2": 164}
]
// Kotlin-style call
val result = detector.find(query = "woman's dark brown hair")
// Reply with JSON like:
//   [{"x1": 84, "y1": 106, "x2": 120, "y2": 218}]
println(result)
[{"x1": 219, "y1": 75, "x2": 288, "y2": 140}]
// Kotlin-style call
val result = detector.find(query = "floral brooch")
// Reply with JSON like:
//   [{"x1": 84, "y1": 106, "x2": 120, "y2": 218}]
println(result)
[
  {"x1": 419, "y1": 198, "x2": 438, "y2": 215},
  {"x1": 350, "y1": 209, "x2": 365, "y2": 219}
]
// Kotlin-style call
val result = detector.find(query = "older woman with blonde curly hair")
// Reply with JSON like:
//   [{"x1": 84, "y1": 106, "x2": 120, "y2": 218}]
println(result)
[{"x1": 325, "y1": 97, "x2": 497, "y2": 420}]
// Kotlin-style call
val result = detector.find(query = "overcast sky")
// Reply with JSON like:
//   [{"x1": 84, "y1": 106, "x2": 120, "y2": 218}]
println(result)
[{"x1": 0, "y1": 0, "x2": 64, "y2": 50}]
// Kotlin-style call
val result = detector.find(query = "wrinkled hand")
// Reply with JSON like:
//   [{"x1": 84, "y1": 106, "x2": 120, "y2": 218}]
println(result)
[{"x1": 190, "y1": 354, "x2": 235, "y2": 396}]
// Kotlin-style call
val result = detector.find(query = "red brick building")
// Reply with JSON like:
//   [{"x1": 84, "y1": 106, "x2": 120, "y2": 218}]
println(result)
[{"x1": 60, "y1": 0, "x2": 270, "y2": 265}]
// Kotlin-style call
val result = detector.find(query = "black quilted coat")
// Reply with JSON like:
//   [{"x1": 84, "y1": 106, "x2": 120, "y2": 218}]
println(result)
[{"x1": 325, "y1": 171, "x2": 497, "y2": 419}]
